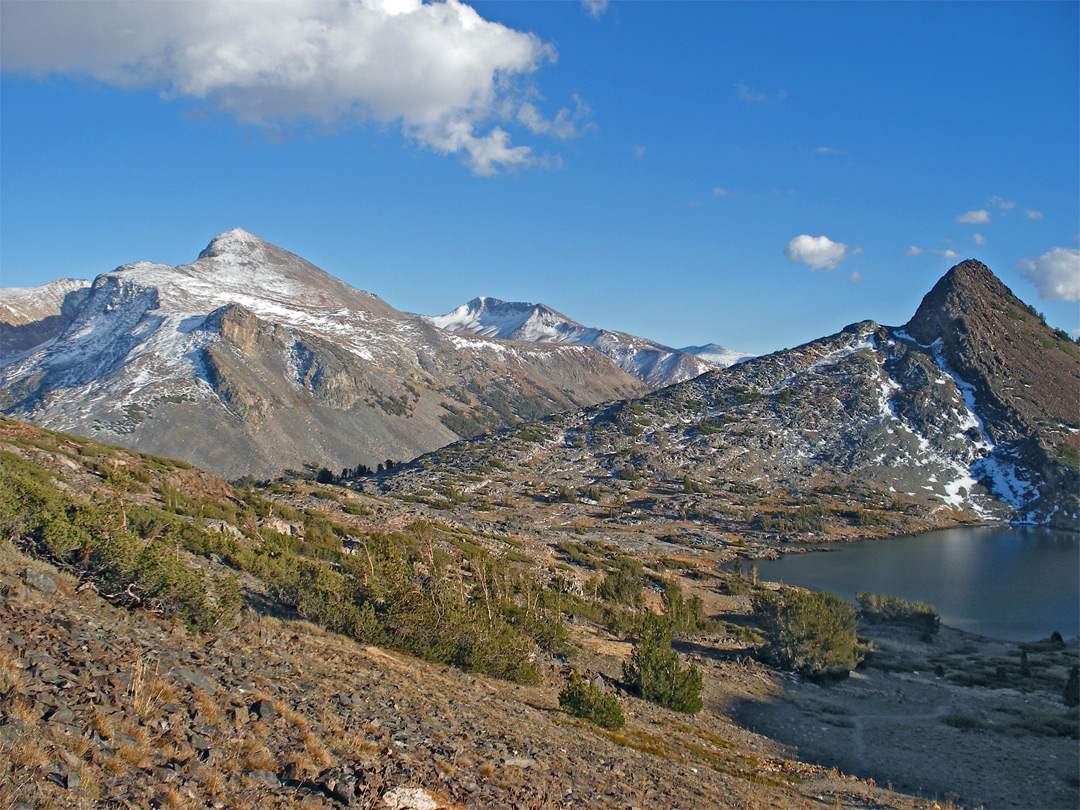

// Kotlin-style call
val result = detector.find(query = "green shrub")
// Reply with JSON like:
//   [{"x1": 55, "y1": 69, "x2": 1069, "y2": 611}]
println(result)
[
  {"x1": 623, "y1": 614, "x2": 703, "y2": 714},
  {"x1": 559, "y1": 674, "x2": 625, "y2": 730},
  {"x1": 598, "y1": 558, "x2": 644, "y2": 606},
  {"x1": 752, "y1": 588, "x2": 862, "y2": 678},
  {"x1": 856, "y1": 591, "x2": 939, "y2": 635}
]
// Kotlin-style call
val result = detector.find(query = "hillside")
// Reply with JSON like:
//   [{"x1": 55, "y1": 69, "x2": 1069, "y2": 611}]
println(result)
[
  {"x1": 0, "y1": 231, "x2": 647, "y2": 479},
  {"x1": 0, "y1": 416, "x2": 961, "y2": 810},
  {"x1": 3, "y1": 418, "x2": 1077, "y2": 809},
  {"x1": 381, "y1": 261, "x2": 1079, "y2": 533}
]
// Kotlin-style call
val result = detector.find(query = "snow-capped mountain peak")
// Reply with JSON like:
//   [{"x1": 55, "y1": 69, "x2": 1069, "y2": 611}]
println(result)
[
  {"x1": 196, "y1": 227, "x2": 270, "y2": 261},
  {"x1": 680, "y1": 343, "x2": 755, "y2": 367},
  {"x1": 428, "y1": 297, "x2": 583, "y2": 342},
  {"x1": 428, "y1": 296, "x2": 718, "y2": 388}
]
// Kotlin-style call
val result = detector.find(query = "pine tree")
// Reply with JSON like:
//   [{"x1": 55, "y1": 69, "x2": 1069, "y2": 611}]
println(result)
[{"x1": 622, "y1": 614, "x2": 703, "y2": 714}]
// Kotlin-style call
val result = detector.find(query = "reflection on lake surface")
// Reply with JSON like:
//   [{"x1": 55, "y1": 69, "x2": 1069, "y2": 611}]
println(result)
[{"x1": 752, "y1": 526, "x2": 1079, "y2": 641}]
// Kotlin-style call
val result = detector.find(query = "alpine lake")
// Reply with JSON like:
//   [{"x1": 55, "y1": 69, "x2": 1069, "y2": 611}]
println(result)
[{"x1": 753, "y1": 525, "x2": 1079, "y2": 641}]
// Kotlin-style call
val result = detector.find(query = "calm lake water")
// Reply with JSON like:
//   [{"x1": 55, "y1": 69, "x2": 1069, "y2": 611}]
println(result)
[{"x1": 753, "y1": 526, "x2": 1079, "y2": 641}]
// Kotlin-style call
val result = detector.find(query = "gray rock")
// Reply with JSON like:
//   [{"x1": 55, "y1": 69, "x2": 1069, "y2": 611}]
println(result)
[
  {"x1": 250, "y1": 698, "x2": 277, "y2": 723},
  {"x1": 23, "y1": 568, "x2": 57, "y2": 595},
  {"x1": 244, "y1": 769, "x2": 280, "y2": 787},
  {"x1": 173, "y1": 668, "x2": 217, "y2": 694}
]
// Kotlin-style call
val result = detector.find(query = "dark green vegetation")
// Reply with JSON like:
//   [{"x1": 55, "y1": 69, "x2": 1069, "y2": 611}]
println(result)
[
  {"x1": 0, "y1": 451, "x2": 240, "y2": 631},
  {"x1": 558, "y1": 674, "x2": 626, "y2": 730},
  {"x1": 623, "y1": 614, "x2": 704, "y2": 714},
  {"x1": 0, "y1": 418, "x2": 711, "y2": 691},
  {"x1": 752, "y1": 588, "x2": 862, "y2": 679},
  {"x1": 856, "y1": 591, "x2": 940, "y2": 636}
]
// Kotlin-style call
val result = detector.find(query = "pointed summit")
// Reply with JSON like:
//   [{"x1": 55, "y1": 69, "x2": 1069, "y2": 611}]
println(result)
[
  {"x1": 902, "y1": 259, "x2": 1079, "y2": 447},
  {"x1": 197, "y1": 228, "x2": 270, "y2": 261},
  {"x1": 903, "y1": 259, "x2": 1014, "y2": 346}
]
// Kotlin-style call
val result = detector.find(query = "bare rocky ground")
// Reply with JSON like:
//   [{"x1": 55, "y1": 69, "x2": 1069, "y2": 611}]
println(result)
[
  {"x1": 731, "y1": 626, "x2": 1080, "y2": 810},
  {"x1": 1, "y1": 546, "x2": 935, "y2": 810}
]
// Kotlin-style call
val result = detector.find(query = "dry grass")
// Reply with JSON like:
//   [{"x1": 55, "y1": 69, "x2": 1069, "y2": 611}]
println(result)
[
  {"x1": 196, "y1": 764, "x2": 226, "y2": 797},
  {"x1": 0, "y1": 646, "x2": 24, "y2": 693},
  {"x1": 92, "y1": 706, "x2": 115, "y2": 740},
  {"x1": 193, "y1": 689, "x2": 222, "y2": 725},
  {"x1": 303, "y1": 731, "x2": 336, "y2": 769},
  {"x1": 8, "y1": 735, "x2": 48, "y2": 769},
  {"x1": 240, "y1": 738, "x2": 277, "y2": 770}
]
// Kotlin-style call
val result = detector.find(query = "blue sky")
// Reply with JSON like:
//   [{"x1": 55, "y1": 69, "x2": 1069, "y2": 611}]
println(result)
[{"x1": 2, "y1": 0, "x2": 1077, "y2": 356}]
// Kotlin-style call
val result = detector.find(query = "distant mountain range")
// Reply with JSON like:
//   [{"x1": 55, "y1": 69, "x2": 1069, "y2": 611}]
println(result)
[
  {"x1": 0, "y1": 229, "x2": 653, "y2": 478},
  {"x1": 385, "y1": 260, "x2": 1080, "y2": 532},
  {"x1": 4, "y1": 234, "x2": 1076, "y2": 531},
  {"x1": 426, "y1": 296, "x2": 750, "y2": 388}
]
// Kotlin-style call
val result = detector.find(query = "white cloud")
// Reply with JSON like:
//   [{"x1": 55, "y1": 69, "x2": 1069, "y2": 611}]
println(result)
[
  {"x1": 712, "y1": 187, "x2": 739, "y2": 198},
  {"x1": 956, "y1": 209, "x2": 991, "y2": 225},
  {"x1": 581, "y1": 0, "x2": 609, "y2": 19},
  {"x1": 0, "y1": 0, "x2": 582, "y2": 176},
  {"x1": 814, "y1": 146, "x2": 842, "y2": 154},
  {"x1": 905, "y1": 246, "x2": 924, "y2": 256},
  {"x1": 848, "y1": 271, "x2": 862, "y2": 283},
  {"x1": 931, "y1": 249, "x2": 959, "y2": 260},
  {"x1": 1025, "y1": 209, "x2": 1044, "y2": 220},
  {"x1": 632, "y1": 145, "x2": 646, "y2": 160},
  {"x1": 784, "y1": 234, "x2": 856, "y2": 271},
  {"x1": 973, "y1": 233, "x2": 986, "y2": 246},
  {"x1": 1016, "y1": 247, "x2": 1080, "y2": 302},
  {"x1": 988, "y1": 196, "x2": 1016, "y2": 212},
  {"x1": 736, "y1": 83, "x2": 787, "y2": 103}
]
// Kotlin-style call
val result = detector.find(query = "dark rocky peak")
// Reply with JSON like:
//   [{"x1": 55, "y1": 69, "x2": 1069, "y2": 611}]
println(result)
[
  {"x1": 903, "y1": 259, "x2": 1014, "y2": 345},
  {"x1": 902, "y1": 259, "x2": 1079, "y2": 450}
]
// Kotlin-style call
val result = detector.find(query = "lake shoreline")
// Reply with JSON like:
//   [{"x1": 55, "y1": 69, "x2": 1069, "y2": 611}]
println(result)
[{"x1": 753, "y1": 525, "x2": 1080, "y2": 643}]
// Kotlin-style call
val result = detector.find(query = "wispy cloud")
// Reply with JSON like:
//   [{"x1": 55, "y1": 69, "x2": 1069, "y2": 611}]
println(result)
[
  {"x1": 973, "y1": 233, "x2": 986, "y2": 246},
  {"x1": 581, "y1": 0, "x2": 609, "y2": 19},
  {"x1": 632, "y1": 145, "x2": 646, "y2": 160},
  {"x1": 814, "y1": 146, "x2": 843, "y2": 155},
  {"x1": 956, "y1": 209, "x2": 991, "y2": 225},
  {"x1": 712, "y1": 187, "x2": 740, "y2": 198},
  {"x1": 0, "y1": 0, "x2": 581, "y2": 177},
  {"x1": 1024, "y1": 209, "x2": 1044, "y2": 220},
  {"x1": 848, "y1": 271, "x2": 862, "y2": 283},
  {"x1": 988, "y1": 196, "x2": 1016, "y2": 212},
  {"x1": 784, "y1": 234, "x2": 858, "y2": 271},
  {"x1": 1016, "y1": 247, "x2": 1080, "y2": 302},
  {"x1": 518, "y1": 94, "x2": 594, "y2": 140},
  {"x1": 908, "y1": 245, "x2": 959, "y2": 259},
  {"x1": 735, "y1": 83, "x2": 787, "y2": 104}
]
